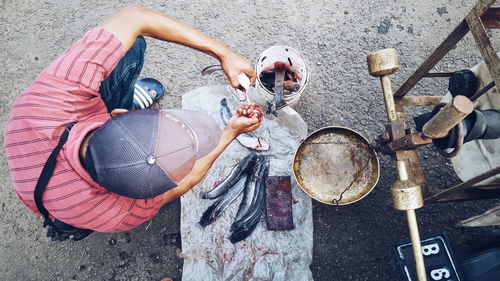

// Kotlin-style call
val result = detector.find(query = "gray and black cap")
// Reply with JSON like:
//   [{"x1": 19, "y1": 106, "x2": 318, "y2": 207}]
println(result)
[{"x1": 87, "y1": 108, "x2": 220, "y2": 199}]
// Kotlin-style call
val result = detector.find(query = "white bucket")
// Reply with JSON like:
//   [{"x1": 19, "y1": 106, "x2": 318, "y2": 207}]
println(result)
[{"x1": 255, "y1": 46, "x2": 309, "y2": 108}]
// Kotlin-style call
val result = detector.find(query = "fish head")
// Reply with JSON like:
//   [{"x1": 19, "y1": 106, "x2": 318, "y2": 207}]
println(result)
[{"x1": 238, "y1": 135, "x2": 270, "y2": 151}]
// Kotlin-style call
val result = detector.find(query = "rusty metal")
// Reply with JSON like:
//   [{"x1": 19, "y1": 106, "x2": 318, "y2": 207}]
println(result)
[
  {"x1": 367, "y1": 48, "x2": 399, "y2": 76},
  {"x1": 424, "y1": 72, "x2": 455, "y2": 77},
  {"x1": 394, "y1": 102, "x2": 428, "y2": 189},
  {"x1": 371, "y1": 132, "x2": 432, "y2": 154},
  {"x1": 397, "y1": 96, "x2": 443, "y2": 106},
  {"x1": 364, "y1": 2, "x2": 500, "y2": 279},
  {"x1": 466, "y1": 13, "x2": 500, "y2": 95},
  {"x1": 367, "y1": 48, "x2": 399, "y2": 121},
  {"x1": 368, "y1": 48, "x2": 428, "y2": 281},
  {"x1": 425, "y1": 166, "x2": 500, "y2": 203},
  {"x1": 292, "y1": 126, "x2": 380, "y2": 205},
  {"x1": 394, "y1": 20, "x2": 470, "y2": 97},
  {"x1": 391, "y1": 161, "x2": 426, "y2": 281},
  {"x1": 392, "y1": 161, "x2": 424, "y2": 210},
  {"x1": 395, "y1": 0, "x2": 500, "y2": 99},
  {"x1": 481, "y1": 7, "x2": 500, "y2": 28},
  {"x1": 434, "y1": 121, "x2": 465, "y2": 158},
  {"x1": 470, "y1": 80, "x2": 495, "y2": 101},
  {"x1": 386, "y1": 122, "x2": 406, "y2": 141},
  {"x1": 386, "y1": 133, "x2": 433, "y2": 152},
  {"x1": 381, "y1": 76, "x2": 398, "y2": 121},
  {"x1": 431, "y1": 187, "x2": 500, "y2": 202},
  {"x1": 473, "y1": 184, "x2": 500, "y2": 189},
  {"x1": 471, "y1": 0, "x2": 498, "y2": 22}
]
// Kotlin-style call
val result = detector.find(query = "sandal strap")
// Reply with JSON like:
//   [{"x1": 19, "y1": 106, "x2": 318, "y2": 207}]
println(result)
[{"x1": 134, "y1": 83, "x2": 154, "y2": 109}]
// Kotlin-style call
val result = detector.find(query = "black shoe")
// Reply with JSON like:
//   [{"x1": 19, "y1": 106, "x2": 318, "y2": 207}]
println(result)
[{"x1": 46, "y1": 220, "x2": 94, "y2": 242}]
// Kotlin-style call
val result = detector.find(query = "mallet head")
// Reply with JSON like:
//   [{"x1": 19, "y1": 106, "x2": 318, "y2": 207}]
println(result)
[{"x1": 367, "y1": 48, "x2": 399, "y2": 77}]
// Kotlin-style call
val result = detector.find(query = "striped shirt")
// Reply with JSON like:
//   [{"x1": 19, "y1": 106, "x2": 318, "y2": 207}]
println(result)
[{"x1": 4, "y1": 28, "x2": 164, "y2": 232}]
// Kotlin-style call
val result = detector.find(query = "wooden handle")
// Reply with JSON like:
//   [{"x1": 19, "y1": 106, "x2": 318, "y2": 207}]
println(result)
[
  {"x1": 422, "y1": 95, "x2": 473, "y2": 138},
  {"x1": 283, "y1": 80, "x2": 300, "y2": 92}
]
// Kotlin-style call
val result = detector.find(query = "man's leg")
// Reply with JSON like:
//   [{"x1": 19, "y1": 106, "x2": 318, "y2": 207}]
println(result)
[{"x1": 99, "y1": 36, "x2": 146, "y2": 112}]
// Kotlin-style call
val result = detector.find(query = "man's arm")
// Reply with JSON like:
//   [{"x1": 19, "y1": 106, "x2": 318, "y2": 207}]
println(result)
[
  {"x1": 161, "y1": 115, "x2": 260, "y2": 205},
  {"x1": 100, "y1": 6, "x2": 256, "y2": 87}
]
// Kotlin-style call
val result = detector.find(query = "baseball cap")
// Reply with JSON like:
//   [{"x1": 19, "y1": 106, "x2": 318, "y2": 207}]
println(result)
[{"x1": 86, "y1": 108, "x2": 220, "y2": 199}]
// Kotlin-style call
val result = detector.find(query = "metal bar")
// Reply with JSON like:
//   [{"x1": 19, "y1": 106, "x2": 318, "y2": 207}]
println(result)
[
  {"x1": 407, "y1": 209, "x2": 427, "y2": 281},
  {"x1": 470, "y1": 0, "x2": 497, "y2": 19},
  {"x1": 424, "y1": 72, "x2": 455, "y2": 77},
  {"x1": 466, "y1": 14, "x2": 500, "y2": 96},
  {"x1": 471, "y1": 184, "x2": 500, "y2": 189},
  {"x1": 394, "y1": 102, "x2": 428, "y2": 192},
  {"x1": 394, "y1": 20, "x2": 470, "y2": 97},
  {"x1": 384, "y1": 133, "x2": 432, "y2": 152},
  {"x1": 397, "y1": 96, "x2": 443, "y2": 106},
  {"x1": 425, "y1": 166, "x2": 500, "y2": 203},
  {"x1": 470, "y1": 81, "x2": 495, "y2": 101},
  {"x1": 432, "y1": 188, "x2": 500, "y2": 202},
  {"x1": 481, "y1": 7, "x2": 500, "y2": 28},
  {"x1": 381, "y1": 76, "x2": 398, "y2": 122}
]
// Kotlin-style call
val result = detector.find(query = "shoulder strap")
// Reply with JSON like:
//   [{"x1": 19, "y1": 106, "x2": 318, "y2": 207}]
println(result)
[{"x1": 34, "y1": 123, "x2": 75, "y2": 228}]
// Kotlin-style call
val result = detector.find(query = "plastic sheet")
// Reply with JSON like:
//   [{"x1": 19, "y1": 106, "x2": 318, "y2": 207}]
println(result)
[{"x1": 180, "y1": 85, "x2": 313, "y2": 281}]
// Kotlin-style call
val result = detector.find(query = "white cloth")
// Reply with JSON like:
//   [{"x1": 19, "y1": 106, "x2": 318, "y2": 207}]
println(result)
[{"x1": 180, "y1": 86, "x2": 313, "y2": 281}]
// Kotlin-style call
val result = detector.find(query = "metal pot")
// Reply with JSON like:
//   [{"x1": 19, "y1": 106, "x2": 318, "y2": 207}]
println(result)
[{"x1": 292, "y1": 126, "x2": 380, "y2": 205}]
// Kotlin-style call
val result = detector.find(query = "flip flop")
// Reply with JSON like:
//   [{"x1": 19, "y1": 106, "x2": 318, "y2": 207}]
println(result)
[{"x1": 133, "y1": 78, "x2": 165, "y2": 109}]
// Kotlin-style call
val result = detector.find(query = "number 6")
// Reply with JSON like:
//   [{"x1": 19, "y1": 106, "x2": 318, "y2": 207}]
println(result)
[{"x1": 430, "y1": 268, "x2": 450, "y2": 280}]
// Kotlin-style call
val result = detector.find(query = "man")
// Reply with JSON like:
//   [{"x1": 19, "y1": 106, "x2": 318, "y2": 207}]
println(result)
[{"x1": 4, "y1": 6, "x2": 260, "y2": 241}]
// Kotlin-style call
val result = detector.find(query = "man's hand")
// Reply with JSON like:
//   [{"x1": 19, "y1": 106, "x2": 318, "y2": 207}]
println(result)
[
  {"x1": 161, "y1": 114, "x2": 260, "y2": 205},
  {"x1": 219, "y1": 50, "x2": 256, "y2": 90},
  {"x1": 225, "y1": 115, "x2": 261, "y2": 139}
]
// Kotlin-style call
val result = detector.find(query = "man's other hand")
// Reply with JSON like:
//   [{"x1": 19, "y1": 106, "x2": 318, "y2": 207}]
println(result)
[{"x1": 219, "y1": 51, "x2": 256, "y2": 90}]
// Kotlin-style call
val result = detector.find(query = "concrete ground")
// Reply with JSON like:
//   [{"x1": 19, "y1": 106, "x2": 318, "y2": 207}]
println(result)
[{"x1": 1, "y1": 0, "x2": 500, "y2": 280}]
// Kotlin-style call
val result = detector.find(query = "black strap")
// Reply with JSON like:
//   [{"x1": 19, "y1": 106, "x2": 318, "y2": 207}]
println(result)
[{"x1": 34, "y1": 123, "x2": 75, "y2": 228}]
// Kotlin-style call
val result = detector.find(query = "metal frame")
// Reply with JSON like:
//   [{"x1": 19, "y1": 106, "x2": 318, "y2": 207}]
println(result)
[{"x1": 381, "y1": 0, "x2": 500, "y2": 201}]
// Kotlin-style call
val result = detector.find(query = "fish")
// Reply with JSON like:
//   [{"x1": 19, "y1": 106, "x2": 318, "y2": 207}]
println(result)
[
  {"x1": 231, "y1": 156, "x2": 269, "y2": 230},
  {"x1": 201, "y1": 64, "x2": 223, "y2": 76},
  {"x1": 220, "y1": 98, "x2": 270, "y2": 151},
  {"x1": 229, "y1": 156, "x2": 269, "y2": 243},
  {"x1": 201, "y1": 153, "x2": 257, "y2": 199},
  {"x1": 233, "y1": 156, "x2": 265, "y2": 223},
  {"x1": 199, "y1": 175, "x2": 247, "y2": 228}
]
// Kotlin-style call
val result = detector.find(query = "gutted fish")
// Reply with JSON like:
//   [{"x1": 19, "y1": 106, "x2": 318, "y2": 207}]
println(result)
[
  {"x1": 201, "y1": 153, "x2": 257, "y2": 199},
  {"x1": 199, "y1": 175, "x2": 247, "y2": 228},
  {"x1": 233, "y1": 156, "x2": 266, "y2": 223},
  {"x1": 230, "y1": 156, "x2": 269, "y2": 243},
  {"x1": 220, "y1": 98, "x2": 270, "y2": 151}
]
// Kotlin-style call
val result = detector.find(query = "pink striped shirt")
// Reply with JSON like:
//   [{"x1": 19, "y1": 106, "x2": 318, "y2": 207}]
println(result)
[{"x1": 4, "y1": 28, "x2": 164, "y2": 232}]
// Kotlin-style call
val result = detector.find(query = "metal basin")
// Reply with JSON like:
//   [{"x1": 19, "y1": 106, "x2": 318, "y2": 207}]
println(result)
[{"x1": 292, "y1": 126, "x2": 380, "y2": 205}]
